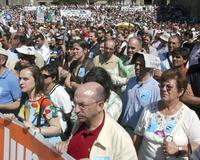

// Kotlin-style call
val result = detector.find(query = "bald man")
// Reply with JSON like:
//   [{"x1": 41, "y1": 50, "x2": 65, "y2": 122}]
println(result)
[
  {"x1": 93, "y1": 40, "x2": 128, "y2": 91},
  {"x1": 55, "y1": 82, "x2": 138, "y2": 160}
]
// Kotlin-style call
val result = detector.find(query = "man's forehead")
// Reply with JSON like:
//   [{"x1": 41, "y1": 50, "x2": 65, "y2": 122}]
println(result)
[{"x1": 129, "y1": 40, "x2": 138, "y2": 46}]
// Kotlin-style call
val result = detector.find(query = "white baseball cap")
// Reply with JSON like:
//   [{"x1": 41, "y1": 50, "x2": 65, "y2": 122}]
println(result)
[
  {"x1": 160, "y1": 32, "x2": 170, "y2": 42},
  {"x1": 0, "y1": 48, "x2": 8, "y2": 57},
  {"x1": 15, "y1": 46, "x2": 35, "y2": 56}
]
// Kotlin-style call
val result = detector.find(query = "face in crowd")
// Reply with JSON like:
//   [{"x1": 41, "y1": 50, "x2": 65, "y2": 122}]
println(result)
[
  {"x1": 103, "y1": 40, "x2": 115, "y2": 60},
  {"x1": 168, "y1": 36, "x2": 181, "y2": 53},
  {"x1": 73, "y1": 42, "x2": 87, "y2": 61},
  {"x1": 159, "y1": 70, "x2": 187, "y2": 103},
  {"x1": 127, "y1": 38, "x2": 142, "y2": 58},
  {"x1": 19, "y1": 68, "x2": 36, "y2": 95},
  {"x1": 74, "y1": 82, "x2": 104, "y2": 124}
]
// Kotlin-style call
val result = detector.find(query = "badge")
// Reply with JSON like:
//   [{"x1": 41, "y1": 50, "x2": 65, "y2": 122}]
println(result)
[
  {"x1": 94, "y1": 156, "x2": 110, "y2": 160},
  {"x1": 78, "y1": 67, "x2": 86, "y2": 78}
]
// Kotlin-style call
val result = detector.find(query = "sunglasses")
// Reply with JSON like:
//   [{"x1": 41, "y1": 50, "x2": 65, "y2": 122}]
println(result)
[
  {"x1": 18, "y1": 56, "x2": 27, "y2": 60},
  {"x1": 42, "y1": 74, "x2": 52, "y2": 79}
]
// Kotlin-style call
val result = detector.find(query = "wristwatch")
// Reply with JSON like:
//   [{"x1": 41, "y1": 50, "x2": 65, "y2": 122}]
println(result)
[{"x1": 178, "y1": 146, "x2": 183, "y2": 154}]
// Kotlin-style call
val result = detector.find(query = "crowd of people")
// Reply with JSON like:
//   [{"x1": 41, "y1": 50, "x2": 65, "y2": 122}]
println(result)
[{"x1": 1, "y1": 4, "x2": 200, "y2": 160}]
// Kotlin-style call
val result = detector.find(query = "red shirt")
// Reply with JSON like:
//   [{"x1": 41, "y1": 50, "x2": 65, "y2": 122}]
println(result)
[{"x1": 67, "y1": 113, "x2": 105, "y2": 159}]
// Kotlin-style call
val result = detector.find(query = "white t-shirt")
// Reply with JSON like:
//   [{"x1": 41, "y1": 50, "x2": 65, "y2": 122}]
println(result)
[
  {"x1": 35, "y1": 44, "x2": 51, "y2": 64},
  {"x1": 49, "y1": 84, "x2": 72, "y2": 132},
  {"x1": 135, "y1": 101, "x2": 200, "y2": 160}
]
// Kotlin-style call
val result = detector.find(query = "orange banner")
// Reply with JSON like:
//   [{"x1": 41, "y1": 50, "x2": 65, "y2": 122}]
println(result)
[{"x1": 0, "y1": 115, "x2": 73, "y2": 160}]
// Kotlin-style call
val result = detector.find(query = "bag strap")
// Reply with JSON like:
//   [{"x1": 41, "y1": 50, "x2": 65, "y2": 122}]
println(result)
[{"x1": 188, "y1": 141, "x2": 193, "y2": 160}]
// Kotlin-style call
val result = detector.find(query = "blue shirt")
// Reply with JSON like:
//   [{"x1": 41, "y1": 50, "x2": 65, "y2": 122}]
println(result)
[
  {"x1": 0, "y1": 68, "x2": 21, "y2": 113},
  {"x1": 159, "y1": 52, "x2": 173, "y2": 71},
  {"x1": 120, "y1": 76, "x2": 160, "y2": 130}
]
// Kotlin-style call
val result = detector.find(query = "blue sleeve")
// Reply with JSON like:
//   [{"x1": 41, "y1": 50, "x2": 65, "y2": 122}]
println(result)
[{"x1": 9, "y1": 75, "x2": 21, "y2": 101}]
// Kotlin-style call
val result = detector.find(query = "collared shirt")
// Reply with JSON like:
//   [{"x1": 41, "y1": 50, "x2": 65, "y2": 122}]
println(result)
[
  {"x1": 120, "y1": 76, "x2": 160, "y2": 131},
  {"x1": 0, "y1": 68, "x2": 21, "y2": 114},
  {"x1": 6, "y1": 48, "x2": 19, "y2": 70},
  {"x1": 160, "y1": 52, "x2": 173, "y2": 71},
  {"x1": 88, "y1": 42, "x2": 100, "y2": 59},
  {"x1": 67, "y1": 112, "x2": 105, "y2": 159},
  {"x1": 70, "y1": 113, "x2": 138, "y2": 160},
  {"x1": 93, "y1": 54, "x2": 128, "y2": 86},
  {"x1": 36, "y1": 44, "x2": 51, "y2": 64}
]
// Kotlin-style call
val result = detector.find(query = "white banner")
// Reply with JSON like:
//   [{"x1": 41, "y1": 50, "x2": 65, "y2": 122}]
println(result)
[{"x1": 60, "y1": 9, "x2": 92, "y2": 18}]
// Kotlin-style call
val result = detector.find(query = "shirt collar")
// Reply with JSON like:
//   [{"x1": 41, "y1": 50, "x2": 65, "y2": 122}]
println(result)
[
  {"x1": 81, "y1": 111, "x2": 105, "y2": 137},
  {"x1": 136, "y1": 76, "x2": 153, "y2": 86},
  {"x1": 99, "y1": 54, "x2": 116, "y2": 64},
  {"x1": 0, "y1": 68, "x2": 9, "y2": 79}
]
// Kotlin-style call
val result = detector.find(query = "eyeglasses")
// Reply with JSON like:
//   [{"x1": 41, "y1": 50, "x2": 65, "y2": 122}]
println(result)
[
  {"x1": 18, "y1": 56, "x2": 27, "y2": 60},
  {"x1": 159, "y1": 83, "x2": 174, "y2": 91},
  {"x1": 42, "y1": 74, "x2": 52, "y2": 79}
]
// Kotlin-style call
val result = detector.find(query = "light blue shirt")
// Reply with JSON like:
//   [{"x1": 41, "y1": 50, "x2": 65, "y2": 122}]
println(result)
[
  {"x1": 120, "y1": 76, "x2": 160, "y2": 131},
  {"x1": 0, "y1": 68, "x2": 21, "y2": 113},
  {"x1": 160, "y1": 52, "x2": 173, "y2": 71}
]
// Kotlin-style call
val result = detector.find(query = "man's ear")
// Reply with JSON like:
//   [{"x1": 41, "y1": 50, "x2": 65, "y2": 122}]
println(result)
[{"x1": 97, "y1": 101, "x2": 104, "y2": 111}]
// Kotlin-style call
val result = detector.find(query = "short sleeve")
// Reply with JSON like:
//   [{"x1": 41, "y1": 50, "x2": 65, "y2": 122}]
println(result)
[
  {"x1": 56, "y1": 87, "x2": 72, "y2": 114},
  {"x1": 188, "y1": 111, "x2": 200, "y2": 142},
  {"x1": 42, "y1": 98, "x2": 58, "y2": 120},
  {"x1": 9, "y1": 75, "x2": 21, "y2": 101},
  {"x1": 134, "y1": 106, "x2": 150, "y2": 136}
]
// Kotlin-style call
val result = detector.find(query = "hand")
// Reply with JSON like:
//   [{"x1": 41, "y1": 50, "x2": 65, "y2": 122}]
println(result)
[
  {"x1": 59, "y1": 67, "x2": 69, "y2": 79},
  {"x1": 54, "y1": 141, "x2": 69, "y2": 154},
  {"x1": 23, "y1": 121, "x2": 35, "y2": 130},
  {"x1": 3, "y1": 113, "x2": 16, "y2": 121},
  {"x1": 64, "y1": 73, "x2": 72, "y2": 88},
  {"x1": 154, "y1": 69, "x2": 162, "y2": 79},
  {"x1": 163, "y1": 141, "x2": 179, "y2": 156}
]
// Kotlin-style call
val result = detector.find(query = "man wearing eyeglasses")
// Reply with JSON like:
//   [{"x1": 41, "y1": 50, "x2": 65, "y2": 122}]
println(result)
[
  {"x1": 55, "y1": 82, "x2": 138, "y2": 160},
  {"x1": 93, "y1": 40, "x2": 129, "y2": 93}
]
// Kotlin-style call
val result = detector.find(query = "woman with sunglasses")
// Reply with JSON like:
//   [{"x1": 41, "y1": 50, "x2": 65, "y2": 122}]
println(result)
[
  {"x1": 133, "y1": 69, "x2": 200, "y2": 159},
  {"x1": 41, "y1": 64, "x2": 73, "y2": 140},
  {"x1": 5, "y1": 64, "x2": 62, "y2": 144}
]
